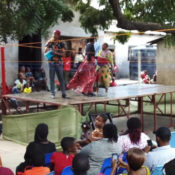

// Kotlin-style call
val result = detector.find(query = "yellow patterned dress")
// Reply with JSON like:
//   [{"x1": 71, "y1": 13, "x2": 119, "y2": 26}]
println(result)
[{"x1": 97, "y1": 49, "x2": 113, "y2": 88}]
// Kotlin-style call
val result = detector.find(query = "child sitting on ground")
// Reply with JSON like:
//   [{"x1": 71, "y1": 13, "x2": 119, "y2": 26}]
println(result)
[
  {"x1": 51, "y1": 137, "x2": 77, "y2": 175},
  {"x1": 25, "y1": 67, "x2": 35, "y2": 89},
  {"x1": 89, "y1": 114, "x2": 108, "y2": 141},
  {"x1": 23, "y1": 82, "x2": 32, "y2": 94}
]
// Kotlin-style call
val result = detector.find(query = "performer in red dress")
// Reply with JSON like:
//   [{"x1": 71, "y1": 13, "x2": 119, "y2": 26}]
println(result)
[{"x1": 67, "y1": 38, "x2": 96, "y2": 96}]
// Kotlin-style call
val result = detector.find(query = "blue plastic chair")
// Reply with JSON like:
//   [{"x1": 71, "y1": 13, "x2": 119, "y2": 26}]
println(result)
[
  {"x1": 46, "y1": 171, "x2": 55, "y2": 175},
  {"x1": 151, "y1": 166, "x2": 163, "y2": 175},
  {"x1": 45, "y1": 152, "x2": 54, "y2": 166},
  {"x1": 61, "y1": 166, "x2": 73, "y2": 175},
  {"x1": 170, "y1": 131, "x2": 175, "y2": 148},
  {"x1": 100, "y1": 152, "x2": 128, "y2": 175}
]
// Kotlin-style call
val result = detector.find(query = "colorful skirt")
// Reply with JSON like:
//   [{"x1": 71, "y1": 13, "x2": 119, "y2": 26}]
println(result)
[
  {"x1": 98, "y1": 65, "x2": 111, "y2": 88},
  {"x1": 67, "y1": 58, "x2": 96, "y2": 94}
]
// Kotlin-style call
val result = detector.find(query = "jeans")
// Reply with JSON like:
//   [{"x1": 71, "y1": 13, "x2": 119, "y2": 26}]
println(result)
[{"x1": 49, "y1": 62, "x2": 66, "y2": 96}]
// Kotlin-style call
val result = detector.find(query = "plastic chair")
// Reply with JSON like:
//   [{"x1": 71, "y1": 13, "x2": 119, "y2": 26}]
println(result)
[
  {"x1": 45, "y1": 152, "x2": 54, "y2": 166},
  {"x1": 100, "y1": 152, "x2": 127, "y2": 175},
  {"x1": 170, "y1": 131, "x2": 175, "y2": 148},
  {"x1": 61, "y1": 166, "x2": 73, "y2": 175},
  {"x1": 46, "y1": 171, "x2": 55, "y2": 175},
  {"x1": 151, "y1": 166, "x2": 163, "y2": 175},
  {"x1": 89, "y1": 112, "x2": 113, "y2": 130}
]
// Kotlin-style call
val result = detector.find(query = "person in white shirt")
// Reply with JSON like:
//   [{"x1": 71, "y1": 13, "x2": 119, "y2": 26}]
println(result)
[
  {"x1": 145, "y1": 127, "x2": 175, "y2": 172},
  {"x1": 118, "y1": 117, "x2": 150, "y2": 153},
  {"x1": 74, "y1": 48, "x2": 84, "y2": 69}
]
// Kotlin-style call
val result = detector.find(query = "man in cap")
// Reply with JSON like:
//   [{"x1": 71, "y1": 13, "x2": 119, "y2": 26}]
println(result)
[
  {"x1": 145, "y1": 127, "x2": 175, "y2": 172},
  {"x1": 45, "y1": 30, "x2": 67, "y2": 99}
]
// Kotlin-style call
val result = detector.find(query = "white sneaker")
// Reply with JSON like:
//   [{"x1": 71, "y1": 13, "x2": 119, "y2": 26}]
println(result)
[{"x1": 51, "y1": 95, "x2": 55, "y2": 99}]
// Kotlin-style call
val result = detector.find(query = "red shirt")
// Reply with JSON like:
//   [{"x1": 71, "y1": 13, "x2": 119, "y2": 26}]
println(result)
[
  {"x1": 51, "y1": 152, "x2": 74, "y2": 175},
  {"x1": 63, "y1": 57, "x2": 71, "y2": 71}
]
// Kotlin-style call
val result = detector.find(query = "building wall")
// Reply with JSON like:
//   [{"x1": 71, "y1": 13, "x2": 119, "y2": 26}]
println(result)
[{"x1": 157, "y1": 41, "x2": 175, "y2": 85}]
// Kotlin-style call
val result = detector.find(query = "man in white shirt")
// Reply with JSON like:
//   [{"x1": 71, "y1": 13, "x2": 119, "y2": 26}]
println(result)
[{"x1": 145, "y1": 127, "x2": 175, "y2": 172}]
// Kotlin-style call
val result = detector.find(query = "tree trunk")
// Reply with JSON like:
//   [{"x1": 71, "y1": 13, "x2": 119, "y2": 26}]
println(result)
[{"x1": 108, "y1": 0, "x2": 174, "y2": 32}]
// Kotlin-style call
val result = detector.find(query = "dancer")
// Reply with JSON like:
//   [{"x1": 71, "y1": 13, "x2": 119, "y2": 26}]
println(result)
[
  {"x1": 67, "y1": 38, "x2": 96, "y2": 96},
  {"x1": 44, "y1": 30, "x2": 67, "y2": 99},
  {"x1": 97, "y1": 43, "x2": 114, "y2": 93}
]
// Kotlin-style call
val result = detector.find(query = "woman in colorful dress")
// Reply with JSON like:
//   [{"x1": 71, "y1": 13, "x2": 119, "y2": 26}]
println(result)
[
  {"x1": 67, "y1": 38, "x2": 96, "y2": 96},
  {"x1": 97, "y1": 43, "x2": 114, "y2": 93}
]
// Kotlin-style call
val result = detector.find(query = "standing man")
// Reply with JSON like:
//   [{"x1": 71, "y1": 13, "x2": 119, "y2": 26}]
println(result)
[{"x1": 45, "y1": 30, "x2": 67, "y2": 99}]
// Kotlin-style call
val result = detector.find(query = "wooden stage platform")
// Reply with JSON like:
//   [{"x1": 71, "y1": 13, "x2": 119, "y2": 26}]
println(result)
[{"x1": 2, "y1": 84, "x2": 175, "y2": 131}]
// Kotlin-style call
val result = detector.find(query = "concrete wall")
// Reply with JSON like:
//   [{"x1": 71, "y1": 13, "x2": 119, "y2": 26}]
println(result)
[
  {"x1": 0, "y1": 39, "x2": 18, "y2": 87},
  {"x1": 157, "y1": 41, "x2": 175, "y2": 85}
]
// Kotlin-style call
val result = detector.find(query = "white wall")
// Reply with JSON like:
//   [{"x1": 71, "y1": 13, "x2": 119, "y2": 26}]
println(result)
[{"x1": 157, "y1": 41, "x2": 175, "y2": 85}]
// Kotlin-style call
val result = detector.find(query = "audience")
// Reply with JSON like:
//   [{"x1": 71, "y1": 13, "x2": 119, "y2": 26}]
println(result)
[
  {"x1": 80, "y1": 123, "x2": 122, "y2": 175},
  {"x1": 111, "y1": 148, "x2": 150, "y2": 175},
  {"x1": 61, "y1": 152, "x2": 90, "y2": 175},
  {"x1": 74, "y1": 48, "x2": 84, "y2": 69},
  {"x1": 23, "y1": 82, "x2": 32, "y2": 94},
  {"x1": 23, "y1": 150, "x2": 50, "y2": 175},
  {"x1": 63, "y1": 52, "x2": 72, "y2": 86},
  {"x1": 51, "y1": 137, "x2": 77, "y2": 175},
  {"x1": 19, "y1": 66, "x2": 26, "y2": 80},
  {"x1": 35, "y1": 68, "x2": 48, "y2": 91},
  {"x1": 0, "y1": 167, "x2": 14, "y2": 175},
  {"x1": 14, "y1": 73, "x2": 27, "y2": 93},
  {"x1": 16, "y1": 123, "x2": 56, "y2": 174},
  {"x1": 89, "y1": 114, "x2": 108, "y2": 141},
  {"x1": 163, "y1": 158, "x2": 175, "y2": 175},
  {"x1": 119, "y1": 117, "x2": 150, "y2": 152},
  {"x1": 145, "y1": 127, "x2": 175, "y2": 172},
  {"x1": 72, "y1": 153, "x2": 90, "y2": 175}
]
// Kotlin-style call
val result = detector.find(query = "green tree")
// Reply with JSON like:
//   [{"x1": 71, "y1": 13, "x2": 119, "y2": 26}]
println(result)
[
  {"x1": 0, "y1": 0, "x2": 74, "y2": 42},
  {"x1": 72, "y1": 0, "x2": 175, "y2": 34},
  {"x1": 0, "y1": 0, "x2": 74, "y2": 70}
]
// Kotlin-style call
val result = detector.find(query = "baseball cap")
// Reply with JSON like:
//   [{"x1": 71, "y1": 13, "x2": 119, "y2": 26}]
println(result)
[{"x1": 154, "y1": 127, "x2": 171, "y2": 140}]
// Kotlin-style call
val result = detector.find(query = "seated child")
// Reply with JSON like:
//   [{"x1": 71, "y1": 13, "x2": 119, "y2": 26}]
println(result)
[
  {"x1": 51, "y1": 137, "x2": 77, "y2": 175},
  {"x1": 14, "y1": 73, "x2": 27, "y2": 92},
  {"x1": 81, "y1": 122, "x2": 91, "y2": 140},
  {"x1": 111, "y1": 148, "x2": 150, "y2": 175},
  {"x1": 24, "y1": 151, "x2": 50, "y2": 175},
  {"x1": 23, "y1": 82, "x2": 32, "y2": 94},
  {"x1": 35, "y1": 68, "x2": 48, "y2": 91},
  {"x1": 19, "y1": 66, "x2": 26, "y2": 80},
  {"x1": 25, "y1": 67, "x2": 35, "y2": 88},
  {"x1": 89, "y1": 113, "x2": 108, "y2": 141},
  {"x1": 78, "y1": 114, "x2": 108, "y2": 147}
]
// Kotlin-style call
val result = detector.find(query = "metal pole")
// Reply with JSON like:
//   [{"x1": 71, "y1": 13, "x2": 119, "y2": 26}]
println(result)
[
  {"x1": 1, "y1": 46, "x2": 6, "y2": 95},
  {"x1": 138, "y1": 51, "x2": 141, "y2": 84}
]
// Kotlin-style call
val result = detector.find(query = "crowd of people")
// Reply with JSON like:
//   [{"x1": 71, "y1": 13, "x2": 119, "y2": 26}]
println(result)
[{"x1": 1, "y1": 116, "x2": 175, "y2": 175}]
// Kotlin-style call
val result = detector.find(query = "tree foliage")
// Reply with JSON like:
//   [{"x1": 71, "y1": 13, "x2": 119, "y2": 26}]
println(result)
[
  {"x1": 71, "y1": 0, "x2": 175, "y2": 34},
  {"x1": 0, "y1": 0, "x2": 74, "y2": 42}
]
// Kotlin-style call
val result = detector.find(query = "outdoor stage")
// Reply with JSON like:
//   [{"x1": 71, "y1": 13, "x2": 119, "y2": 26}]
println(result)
[{"x1": 2, "y1": 84, "x2": 175, "y2": 131}]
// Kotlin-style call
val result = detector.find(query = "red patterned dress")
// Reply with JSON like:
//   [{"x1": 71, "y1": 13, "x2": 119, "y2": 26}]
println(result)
[{"x1": 67, "y1": 57, "x2": 96, "y2": 94}]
